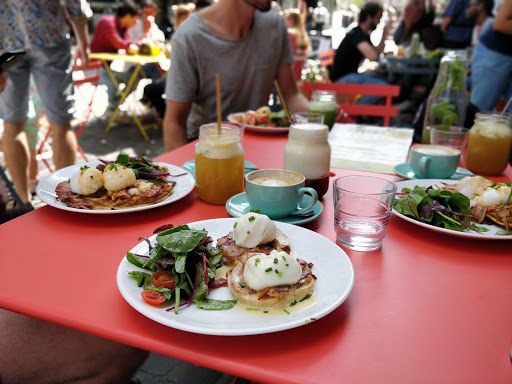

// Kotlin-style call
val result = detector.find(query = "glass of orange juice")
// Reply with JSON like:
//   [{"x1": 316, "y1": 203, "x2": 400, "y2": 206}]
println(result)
[
  {"x1": 465, "y1": 113, "x2": 512, "y2": 175},
  {"x1": 195, "y1": 123, "x2": 245, "y2": 204}
]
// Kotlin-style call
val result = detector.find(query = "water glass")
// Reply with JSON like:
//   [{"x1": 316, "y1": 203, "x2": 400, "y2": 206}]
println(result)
[
  {"x1": 430, "y1": 125, "x2": 469, "y2": 162},
  {"x1": 292, "y1": 112, "x2": 325, "y2": 124},
  {"x1": 333, "y1": 176, "x2": 397, "y2": 251}
]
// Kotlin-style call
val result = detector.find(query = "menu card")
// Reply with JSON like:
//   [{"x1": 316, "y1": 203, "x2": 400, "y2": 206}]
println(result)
[{"x1": 328, "y1": 123, "x2": 414, "y2": 174}]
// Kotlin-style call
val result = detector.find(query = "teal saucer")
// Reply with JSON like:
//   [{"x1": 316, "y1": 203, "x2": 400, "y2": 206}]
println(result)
[
  {"x1": 225, "y1": 192, "x2": 323, "y2": 225},
  {"x1": 181, "y1": 160, "x2": 258, "y2": 178},
  {"x1": 393, "y1": 162, "x2": 475, "y2": 181}
]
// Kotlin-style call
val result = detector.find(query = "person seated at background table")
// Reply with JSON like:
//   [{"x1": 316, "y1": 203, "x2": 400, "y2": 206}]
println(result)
[
  {"x1": 329, "y1": 2, "x2": 392, "y2": 105},
  {"x1": 284, "y1": 8, "x2": 311, "y2": 81},
  {"x1": 470, "y1": 0, "x2": 512, "y2": 114},
  {"x1": 162, "y1": 0, "x2": 309, "y2": 152},
  {"x1": 466, "y1": 0, "x2": 494, "y2": 45},
  {"x1": 91, "y1": 0, "x2": 155, "y2": 115},
  {"x1": 439, "y1": 0, "x2": 474, "y2": 48},
  {"x1": 142, "y1": 3, "x2": 195, "y2": 118}
]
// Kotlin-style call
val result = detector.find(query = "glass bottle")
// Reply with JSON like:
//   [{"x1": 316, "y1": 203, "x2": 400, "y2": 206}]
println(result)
[
  {"x1": 283, "y1": 122, "x2": 331, "y2": 197},
  {"x1": 465, "y1": 112, "x2": 512, "y2": 175},
  {"x1": 195, "y1": 123, "x2": 244, "y2": 204},
  {"x1": 422, "y1": 51, "x2": 469, "y2": 143}
]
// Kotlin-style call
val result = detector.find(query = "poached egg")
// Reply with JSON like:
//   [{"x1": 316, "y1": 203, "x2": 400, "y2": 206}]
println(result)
[
  {"x1": 69, "y1": 166, "x2": 104, "y2": 196},
  {"x1": 233, "y1": 212, "x2": 277, "y2": 248}
]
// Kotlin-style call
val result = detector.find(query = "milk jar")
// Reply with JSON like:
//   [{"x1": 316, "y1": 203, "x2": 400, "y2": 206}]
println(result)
[
  {"x1": 283, "y1": 122, "x2": 331, "y2": 197},
  {"x1": 465, "y1": 112, "x2": 512, "y2": 175}
]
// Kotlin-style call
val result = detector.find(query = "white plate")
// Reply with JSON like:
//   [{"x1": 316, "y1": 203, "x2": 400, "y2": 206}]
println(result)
[
  {"x1": 393, "y1": 179, "x2": 512, "y2": 240},
  {"x1": 36, "y1": 161, "x2": 195, "y2": 214},
  {"x1": 116, "y1": 218, "x2": 354, "y2": 335},
  {"x1": 228, "y1": 112, "x2": 289, "y2": 133}
]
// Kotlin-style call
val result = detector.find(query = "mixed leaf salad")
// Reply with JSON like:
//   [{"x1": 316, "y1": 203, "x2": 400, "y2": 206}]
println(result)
[
  {"x1": 100, "y1": 153, "x2": 186, "y2": 184},
  {"x1": 393, "y1": 185, "x2": 490, "y2": 233},
  {"x1": 126, "y1": 224, "x2": 236, "y2": 314}
]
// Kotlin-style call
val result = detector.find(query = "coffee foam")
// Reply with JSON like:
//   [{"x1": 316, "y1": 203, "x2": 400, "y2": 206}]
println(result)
[
  {"x1": 414, "y1": 144, "x2": 460, "y2": 156},
  {"x1": 251, "y1": 176, "x2": 296, "y2": 186}
]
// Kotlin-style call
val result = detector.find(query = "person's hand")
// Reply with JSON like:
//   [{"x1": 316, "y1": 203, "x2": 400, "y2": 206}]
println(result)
[
  {"x1": 0, "y1": 72, "x2": 7, "y2": 93},
  {"x1": 73, "y1": 44, "x2": 90, "y2": 70}
]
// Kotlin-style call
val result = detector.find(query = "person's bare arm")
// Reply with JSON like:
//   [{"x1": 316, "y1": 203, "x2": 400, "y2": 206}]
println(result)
[
  {"x1": 440, "y1": 15, "x2": 452, "y2": 33},
  {"x1": 276, "y1": 65, "x2": 309, "y2": 114},
  {"x1": 493, "y1": 0, "x2": 512, "y2": 33},
  {"x1": 357, "y1": 41, "x2": 380, "y2": 61},
  {"x1": 163, "y1": 100, "x2": 192, "y2": 152},
  {"x1": 69, "y1": 16, "x2": 90, "y2": 69}
]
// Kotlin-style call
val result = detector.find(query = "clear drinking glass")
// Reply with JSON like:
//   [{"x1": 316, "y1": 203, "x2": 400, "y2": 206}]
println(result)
[
  {"x1": 333, "y1": 176, "x2": 397, "y2": 251},
  {"x1": 430, "y1": 125, "x2": 469, "y2": 164}
]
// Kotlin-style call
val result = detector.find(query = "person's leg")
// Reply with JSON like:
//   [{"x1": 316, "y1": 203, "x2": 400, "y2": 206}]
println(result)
[
  {"x1": 0, "y1": 309, "x2": 149, "y2": 384},
  {"x1": 51, "y1": 122, "x2": 77, "y2": 169},
  {"x1": 471, "y1": 43, "x2": 512, "y2": 112},
  {"x1": 337, "y1": 72, "x2": 390, "y2": 104},
  {"x1": 1, "y1": 122, "x2": 31, "y2": 205},
  {"x1": 0, "y1": 54, "x2": 32, "y2": 205}
]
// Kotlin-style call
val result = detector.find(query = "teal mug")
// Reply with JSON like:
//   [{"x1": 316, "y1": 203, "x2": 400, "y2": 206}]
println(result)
[
  {"x1": 409, "y1": 144, "x2": 461, "y2": 179},
  {"x1": 245, "y1": 169, "x2": 318, "y2": 219}
]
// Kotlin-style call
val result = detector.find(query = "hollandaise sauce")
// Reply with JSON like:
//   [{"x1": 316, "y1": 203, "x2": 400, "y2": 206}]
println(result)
[{"x1": 236, "y1": 293, "x2": 317, "y2": 316}]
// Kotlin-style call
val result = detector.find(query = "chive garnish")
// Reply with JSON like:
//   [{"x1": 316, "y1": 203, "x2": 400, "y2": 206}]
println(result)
[
  {"x1": 290, "y1": 300, "x2": 297, "y2": 306},
  {"x1": 299, "y1": 294, "x2": 312, "y2": 302},
  {"x1": 273, "y1": 258, "x2": 278, "y2": 264},
  {"x1": 239, "y1": 282, "x2": 246, "y2": 288},
  {"x1": 282, "y1": 255, "x2": 287, "y2": 261},
  {"x1": 283, "y1": 309, "x2": 290, "y2": 314},
  {"x1": 264, "y1": 310, "x2": 268, "y2": 313},
  {"x1": 277, "y1": 246, "x2": 282, "y2": 252},
  {"x1": 234, "y1": 222, "x2": 238, "y2": 228},
  {"x1": 265, "y1": 267, "x2": 272, "y2": 272},
  {"x1": 248, "y1": 216, "x2": 255, "y2": 221},
  {"x1": 246, "y1": 308, "x2": 260, "y2": 311},
  {"x1": 247, "y1": 231, "x2": 250, "y2": 234}
]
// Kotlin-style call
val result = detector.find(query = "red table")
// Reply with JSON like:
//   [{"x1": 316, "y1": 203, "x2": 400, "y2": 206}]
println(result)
[{"x1": 1, "y1": 130, "x2": 511, "y2": 384}]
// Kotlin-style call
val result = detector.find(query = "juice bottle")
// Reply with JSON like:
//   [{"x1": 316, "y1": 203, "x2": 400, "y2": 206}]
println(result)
[
  {"x1": 465, "y1": 113, "x2": 512, "y2": 176},
  {"x1": 195, "y1": 124, "x2": 244, "y2": 204}
]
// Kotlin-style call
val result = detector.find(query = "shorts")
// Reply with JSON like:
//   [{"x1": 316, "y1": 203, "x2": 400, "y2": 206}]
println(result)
[{"x1": 0, "y1": 44, "x2": 75, "y2": 124}]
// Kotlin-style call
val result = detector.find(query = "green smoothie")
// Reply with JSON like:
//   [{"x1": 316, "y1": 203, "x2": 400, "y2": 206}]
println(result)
[{"x1": 308, "y1": 100, "x2": 337, "y2": 130}]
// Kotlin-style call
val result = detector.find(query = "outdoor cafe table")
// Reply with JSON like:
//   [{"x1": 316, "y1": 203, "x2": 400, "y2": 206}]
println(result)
[{"x1": 1, "y1": 130, "x2": 511, "y2": 384}]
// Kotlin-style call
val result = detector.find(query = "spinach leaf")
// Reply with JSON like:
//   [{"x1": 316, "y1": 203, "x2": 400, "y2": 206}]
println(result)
[
  {"x1": 194, "y1": 280, "x2": 236, "y2": 311},
  {"x1": 126, "y1": 252, "x2": 152, "y2": 270},
  {"x1": 157, "y1": 229, "x2": 208, "y2": 253},
  {"x1": 143, "y1": 286, "x2": 174, "y2": 300},
  {"x1": 128, "y1": 271, "x2": 152, "y2": 287}
]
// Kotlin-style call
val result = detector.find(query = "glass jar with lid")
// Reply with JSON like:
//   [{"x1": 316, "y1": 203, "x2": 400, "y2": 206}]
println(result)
[
  {"x1": 465, "y1": 112, "x2": 512, "y2": 176},
  {"x1": 195, "y1": 123, "x2": 245, "y2": 204},
  {"x1": 283, "y1": 122, "x2": 331, "y2": 197}
]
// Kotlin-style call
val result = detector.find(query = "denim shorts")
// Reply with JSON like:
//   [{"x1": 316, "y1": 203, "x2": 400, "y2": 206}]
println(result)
[{"x1": 0, "y1": 43, "x2": 75, "y2": 124}]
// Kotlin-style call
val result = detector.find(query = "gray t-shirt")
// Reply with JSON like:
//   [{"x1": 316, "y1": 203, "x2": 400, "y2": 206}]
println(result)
[{"x1": 165, "y1": 10, "x2": 293, "y2": 140}]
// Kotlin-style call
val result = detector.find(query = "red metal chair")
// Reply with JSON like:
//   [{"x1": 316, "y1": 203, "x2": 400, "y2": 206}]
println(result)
[
  {"x1": 302, "y1": 81, "x2": 400, "y2": 126},
  {"x1": 37, "y1": 60, "x2": 102, "y2": 172}
]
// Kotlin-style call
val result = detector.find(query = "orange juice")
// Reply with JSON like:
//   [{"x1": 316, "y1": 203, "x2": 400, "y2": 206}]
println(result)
[
  {"x1": 465, "y1": 113, "x2": 512, "y2": 175},
  {"x1": 195, "y1": 124, "x2": 244, "y2": 204}
]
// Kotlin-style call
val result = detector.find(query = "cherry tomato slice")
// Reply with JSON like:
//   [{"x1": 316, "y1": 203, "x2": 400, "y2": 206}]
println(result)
[
  {"x1": 141, "y1": 290, "x2": 166, "y2": 305},
  {"x1": 151, "y1": 271, "x2": 176, "y2": 289}
]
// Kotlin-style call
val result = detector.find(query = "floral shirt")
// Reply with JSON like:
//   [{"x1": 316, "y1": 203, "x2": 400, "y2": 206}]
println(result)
[{"x1": 0, "y1": 0, "x2": 84, "y2": 51}]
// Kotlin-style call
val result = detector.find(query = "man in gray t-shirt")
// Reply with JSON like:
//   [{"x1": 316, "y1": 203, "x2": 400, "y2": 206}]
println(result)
[{"x1": 163, "y1": 0, "x2": 309, "y2": 151}]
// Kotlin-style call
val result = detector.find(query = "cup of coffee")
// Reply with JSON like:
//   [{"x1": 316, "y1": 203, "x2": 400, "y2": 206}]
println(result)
[
  {"x1": 245, "y1": 169, "x2": 318, "y2": 219},
  {"x1": 409, "y1": 144, "x2": 461, "y2": 179}
]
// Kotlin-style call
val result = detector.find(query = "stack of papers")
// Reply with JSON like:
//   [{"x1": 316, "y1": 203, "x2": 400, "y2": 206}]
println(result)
[{"x1": 328, "y1": 124, "x2": 414, "y2": 174}]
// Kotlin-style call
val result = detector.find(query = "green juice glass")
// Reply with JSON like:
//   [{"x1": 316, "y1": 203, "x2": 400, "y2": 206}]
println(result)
[{"x1": 308, "y1": 91, "x2": 337, "y2": 130}]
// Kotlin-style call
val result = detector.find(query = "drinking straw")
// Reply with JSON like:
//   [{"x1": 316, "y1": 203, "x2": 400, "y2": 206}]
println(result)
[
  {"x1": 274, "y1": 80, "x2": 293, "y2": 123},
  {"x1": 501, "y1": 96, "x2": 512, "y2": 116},
  {"x1": 216, "y1": 73, "x2": 222, "y2": 133}
]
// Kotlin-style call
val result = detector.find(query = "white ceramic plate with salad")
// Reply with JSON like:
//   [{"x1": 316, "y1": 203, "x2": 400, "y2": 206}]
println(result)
[
  {"x1": 392, "y1": 179, "x2": 512, "y2": 240},
  {"x1": 227, "y1": 112, "x2": 290, "y2": 133},
  {"x1": 116, "y1": 218, "x2": 354, "y2": 336},
  {"x1": 36, "y1": 160, "x2": 195, "y2": 214}
]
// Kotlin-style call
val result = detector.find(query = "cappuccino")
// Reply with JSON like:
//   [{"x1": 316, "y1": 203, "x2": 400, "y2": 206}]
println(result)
[
  {"x1": 250, "y1": 176, "x2": 297, "y2": 187},
  {"x1": 414, "y1": 144, "x2": 460, "y2": 156}
]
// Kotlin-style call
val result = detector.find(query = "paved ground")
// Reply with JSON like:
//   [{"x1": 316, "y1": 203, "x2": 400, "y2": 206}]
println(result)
[{"x1": 0, "y1": 81, "x2": 253, "y2": 384}]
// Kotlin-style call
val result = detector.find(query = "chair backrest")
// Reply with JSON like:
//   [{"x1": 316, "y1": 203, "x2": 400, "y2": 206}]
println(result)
[
  {"x1": 302, "y1": 82, "x2": 400, "y2": 126},
  {"x1": 72, "y1": 60, "x2": 102, "y2": 86}
]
